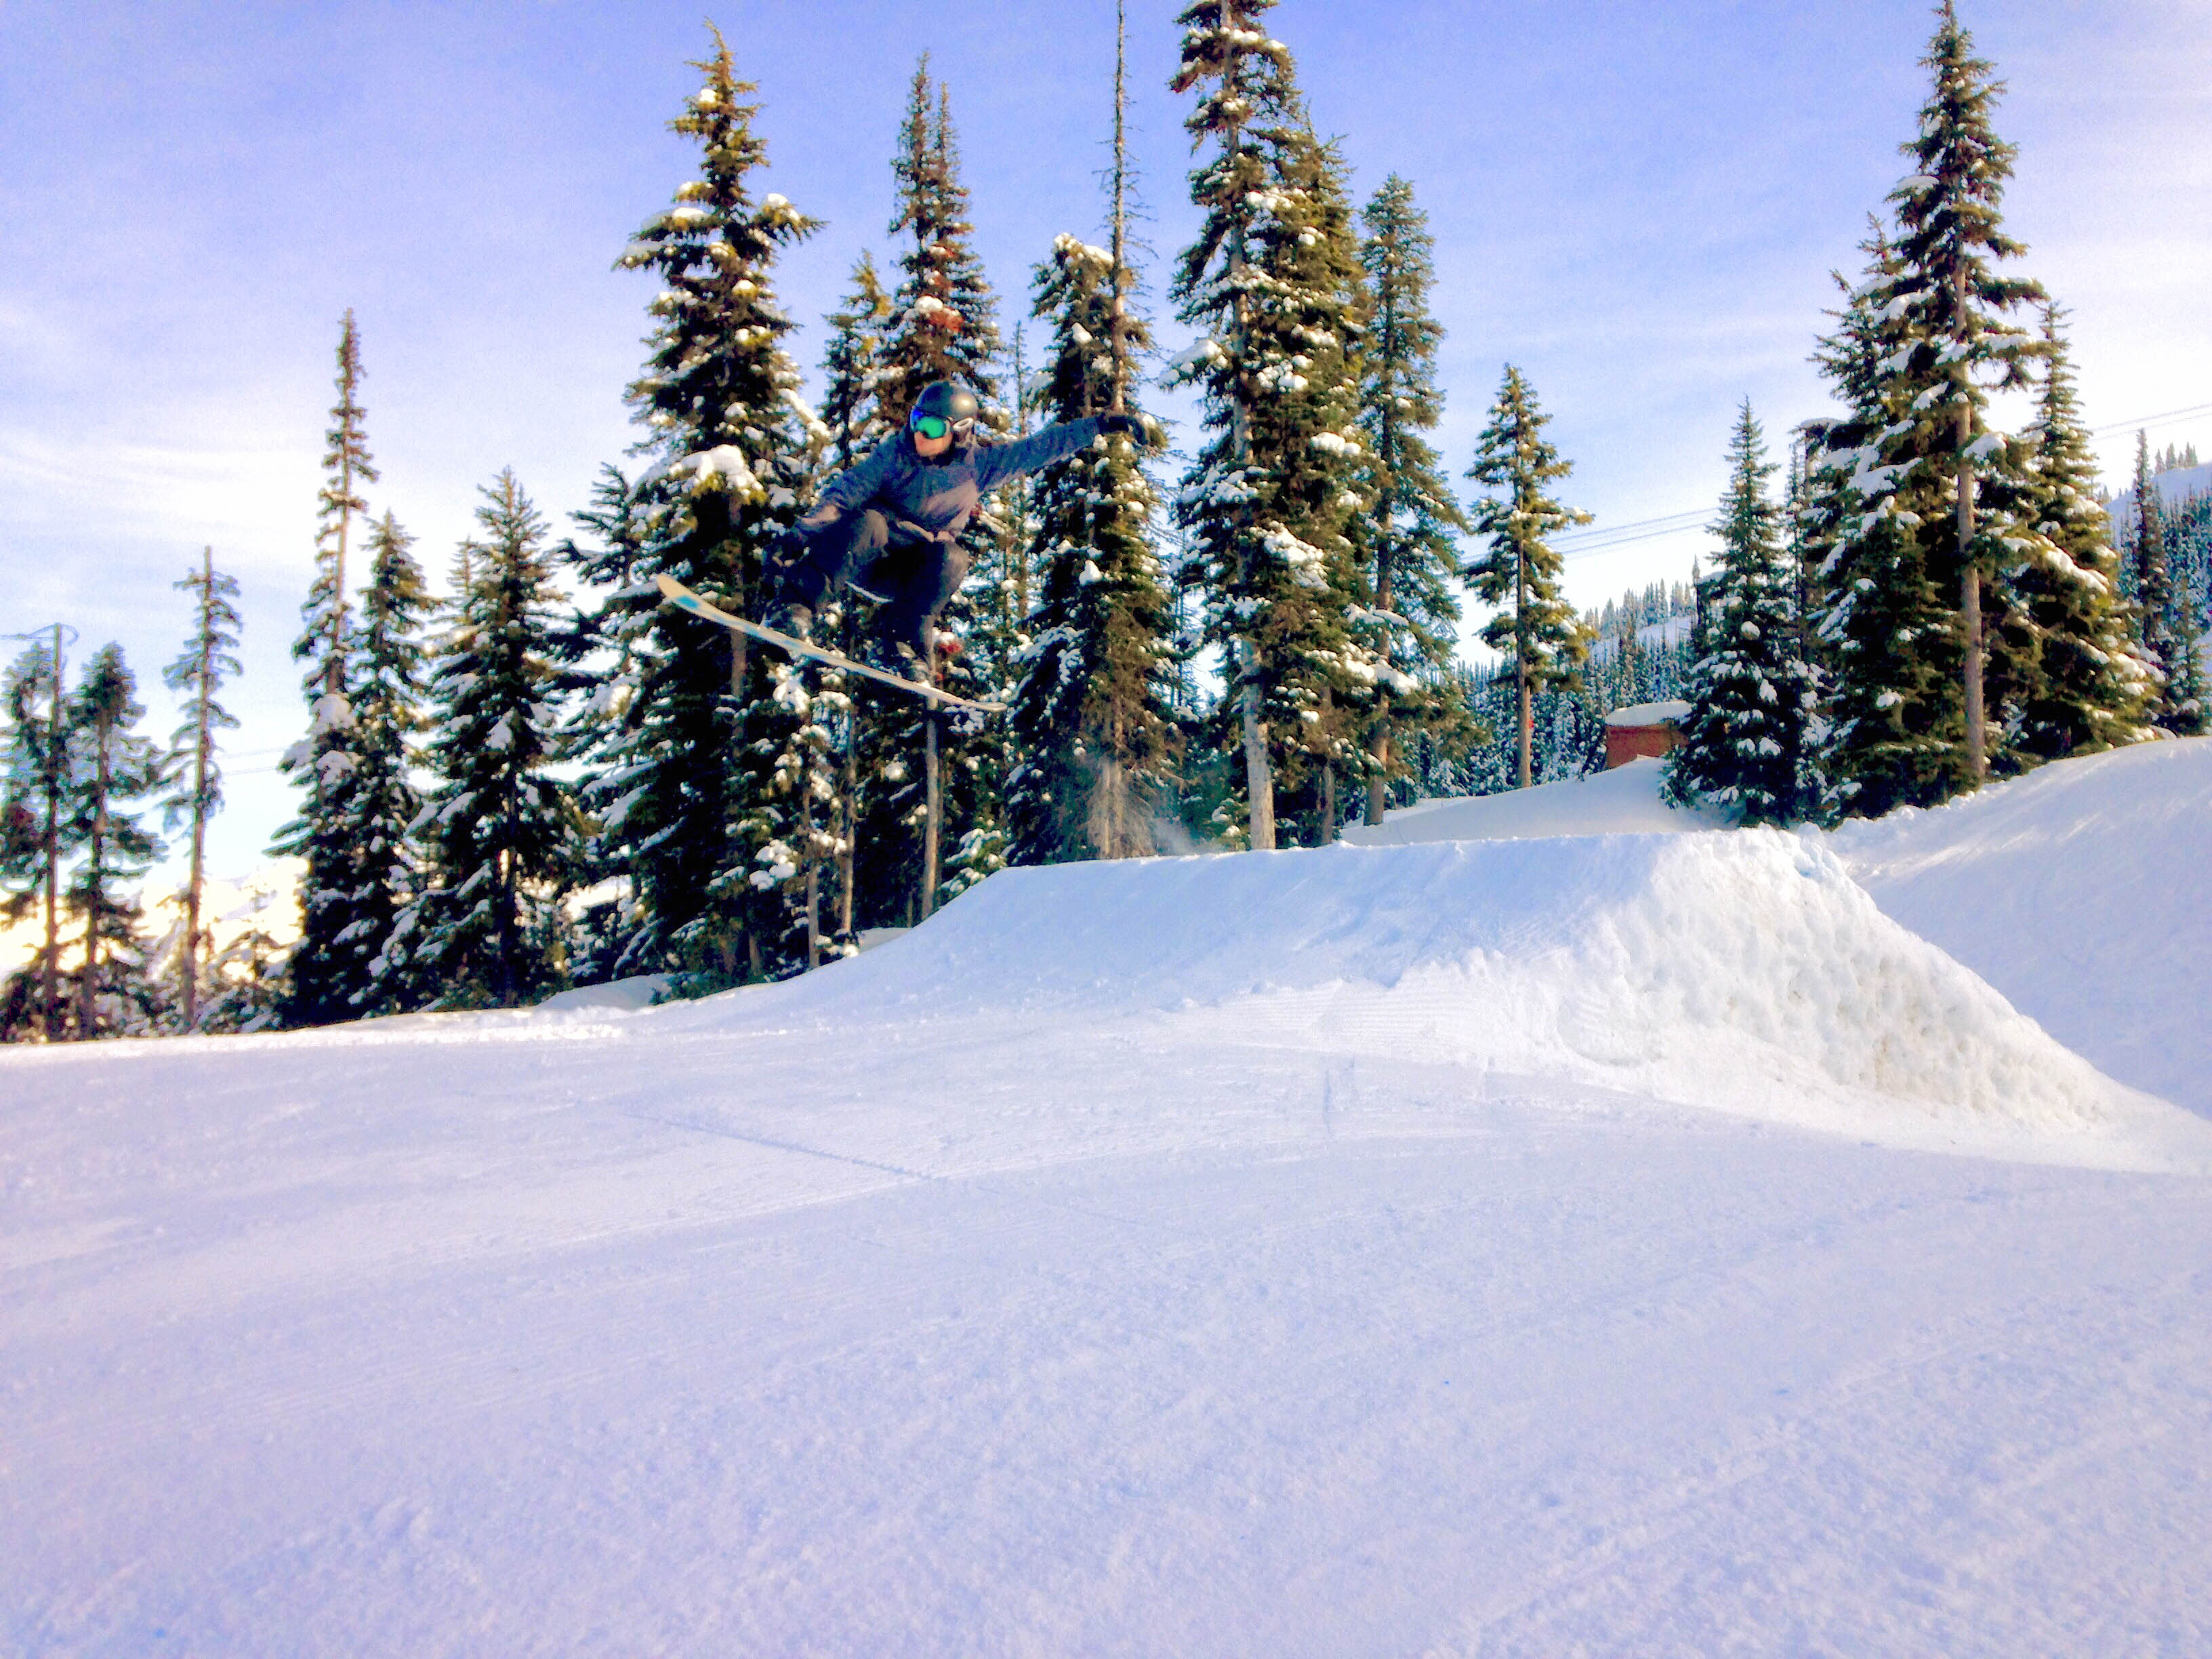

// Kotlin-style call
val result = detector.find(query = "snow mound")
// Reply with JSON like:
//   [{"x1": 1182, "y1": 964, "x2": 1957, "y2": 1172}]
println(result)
[
  {"x1": 1833, "y1": 737, "x2": 2212, "y2": 1117},
  {"x1": 1341, "y1": 755, "x2": 1715, "y2": 845},
  {"x1": 678, "y1": 832, "x2": 2204, "y2": 1170}
]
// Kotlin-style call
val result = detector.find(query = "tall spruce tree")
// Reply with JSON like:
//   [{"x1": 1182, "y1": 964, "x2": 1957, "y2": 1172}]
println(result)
[
  {"x1": 1985, "y1": 311, "x2": 2153, "y2": 760},
  {"x1": 1169, "y1": 1, "x2": 1377, "y2": 847},
  {"x1": 345, "y1": 512, "x2": 432, "y2": 1012},
  {"x1": 1007, "y1": 2, "x2": 1179, "y2": 866},
  {"x1": 2124, "y1": 429, "x2": 2207, "y2": 733},
  {"x1": 66, "y1": 644, "x2": 166, "y2": 1038},
  {"x1": 1886, "y1": 0, "x2": 2049, "y2": 779},
  {"x1": 848, "y1": 57, "x2": 1006, "y2": 920},
  {"x1": 813, "y1": 262, "x2": 895, "y2": 941},
  {"x1": 394, "y1": 472, "x2": 573, "y2": 1008},
  {"x1": 274, "y1": 310, "x2": 380, "y2": 1025},
  {"x1": 1462, "y1": 366, "x2": 1593, "y2": 790},
  {"x1": 159, "y1": 549, "x2": 243, "y2": 1029},
  {"x1": 1, "y1": 632, "x2": 74, "y2": 1039},
  {"x1": 1006, "y1": 232, "x2": 1177, "y2": 863},
  {"x1": 1806, "y1": 228, "x2": 1967, "y2": 816},
  {"x1": 1355, "y1": 173, "x2": 1469, "y2": 825},
  {"x1": 1663, "y1": 403, "x2": 1824, "y2": 825},
  {"x1": 877, "y1": 60, "x2": 1004, "y2": 419},
  {"x1": 581, "y1": 26, "x2": 825, "y2": 987}
]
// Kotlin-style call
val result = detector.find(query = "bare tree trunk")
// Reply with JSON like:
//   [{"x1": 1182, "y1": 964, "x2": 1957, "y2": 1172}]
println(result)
[
  {"x1": 838, "y1": 708, "x2": 859, "y2": 939},
  {"x1": 182, "y1": 549, "x2": 215, "y2": 1029},
  {"x1": 1958, "y1": 402, "x2": 1986, "y2": 781},
  {"x1": 1241, "y1": 667, "x2": 1275, "y2": 851},
  {"x1": 920, "y1": 703, "x2": 942, "y2": 919},
  {"x1": 79, "y1": 717, "x2": 110, "y2": 1040},
  {"x1": 42, "y1": 624, "x2": 64, "y2": 1041},
  {"x1": 1516, "y1": 548, "x2": 1534, "y2": 790}
]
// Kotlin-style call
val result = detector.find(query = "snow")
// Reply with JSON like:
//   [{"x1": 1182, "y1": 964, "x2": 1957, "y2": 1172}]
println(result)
[
  {"x1": 7, "y1": 745, "x2": 2212, "y2": 1652},
  {"x1": 1343, "y1": 754, "x2": 1712, "y2": 844},
  {"x1": 1832, "y1": 737, "x2": 2212, "y2": 1118},
  {"x1": 1603, "y1": 697, "x2": 1692, "y2": 727}
]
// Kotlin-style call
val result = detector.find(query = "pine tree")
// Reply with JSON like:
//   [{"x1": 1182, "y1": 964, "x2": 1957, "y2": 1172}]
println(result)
[
  {"x1": 2129, "y1": 430, "x2": 2205, "y2": 733},
  {"x1": 811, "y1": 259, "x2": 895, "y2": 943},
  {"x1": 1006, "y1": 234, "x2": 1178, "y2": 863},
  {"x1": 1984, "y1": 310, "x2": 2153, "y2": 760},
  {"x1": 851, "y1": 56, "x2": 1006, "y2": 920},
  {"x1": 1886, "y1": 0, "x2": 2049, "y2": 779},
  {"x1": 821, "y1": 254, "x2": 895, "y2": 470},
  {"x1": 1169, "y1": 1, "x2": 1377, "y2": 847},
  {"x1": 65, "y1": 644, "x2": 166, "y2": 1039},
  {"x1": 1, "y1": 631, "x2": 74, "y2": 1040},
  {"x1": 274, "y1": 310, "x2": 380, "y2": 1025},
  {"x1": 344, "y1": 512, "x2": 432, "y2": 1012},
  {"x1": 1806, "y1": 228, "x2": 1967, "y2": 817},
  {"x1": 1463, "y1": 366, "x2": 1593, "y2": 790},
  {"x1": 581, "y1": 26, "x2": 824, "y2": 987},
  {"x1": 877, "y1": 58, "x2": 1004, "y2": 422},
  {"x1": 1664, "y1": 403, "x2": 1824, "y2": 825},
  {"x1": 1006, "y1": 3, "x2": 1180, "y2": 866},
  {"x1": 159, "y1": 549, "x2": 243, "y2": 1029},
  {"x1": 395, "y1": 472, "x2": 572, "y2": 1008},
  {"x1": 1354, "y1": 173, "x2": 1470, "y2": 825}
]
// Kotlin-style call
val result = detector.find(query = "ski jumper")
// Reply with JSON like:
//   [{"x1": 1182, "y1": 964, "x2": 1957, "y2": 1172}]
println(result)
[{"x1": 776, "y1": 416, "x2": 1113, "y2": 651}]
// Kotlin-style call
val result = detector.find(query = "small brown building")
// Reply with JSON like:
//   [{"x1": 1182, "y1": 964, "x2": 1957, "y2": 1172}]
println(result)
[{"x1": 1602, "y1": 699, "x2": 1691, "y2": 771}]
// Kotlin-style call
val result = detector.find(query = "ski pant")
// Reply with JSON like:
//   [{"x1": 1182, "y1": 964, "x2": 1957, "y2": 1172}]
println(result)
[{"x1": 771, "y1": 509, "x2": 968, "y2": 652}]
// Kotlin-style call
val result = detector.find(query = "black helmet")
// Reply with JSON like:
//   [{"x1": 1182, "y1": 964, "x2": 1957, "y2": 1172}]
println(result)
[{"x1": 909, "y1": 381, "x2": 980, "y2": 441}]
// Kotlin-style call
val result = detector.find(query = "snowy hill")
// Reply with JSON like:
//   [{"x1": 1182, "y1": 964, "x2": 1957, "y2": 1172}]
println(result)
[
  {"x1": 1357, "y1": 738, "x2": 2212, "y2": 1118},
  {"x1": 6, "y1": 745, "x2": 2212, "y2": 1653}
]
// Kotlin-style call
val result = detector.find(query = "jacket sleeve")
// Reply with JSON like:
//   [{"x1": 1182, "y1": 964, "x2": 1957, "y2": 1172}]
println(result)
[
  {"x1": 813, "y1": 434, "x2": 905, "y2": 516},
  {"x1": 972, "y1": 417, "x2": 1106, "y2": 492}
]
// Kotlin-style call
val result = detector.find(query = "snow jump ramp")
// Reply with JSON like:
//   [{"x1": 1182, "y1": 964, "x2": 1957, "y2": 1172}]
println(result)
[{"x1": 680, "y1": 830, "x2": 2206, "y2": 1172}]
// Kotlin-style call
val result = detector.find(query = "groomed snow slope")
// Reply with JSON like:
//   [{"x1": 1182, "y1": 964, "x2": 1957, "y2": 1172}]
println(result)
[
  {"x1": 695, "y1": 829, "x2": 2202, "y2": 1170},
  {"x1": 7, "y1": 748, "x2": 2212, "y2": 1656}
]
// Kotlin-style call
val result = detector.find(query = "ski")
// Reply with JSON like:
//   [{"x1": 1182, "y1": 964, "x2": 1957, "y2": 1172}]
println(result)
[{"x1": 653, "y1": 573, "x2": 1005, "y2": 714}]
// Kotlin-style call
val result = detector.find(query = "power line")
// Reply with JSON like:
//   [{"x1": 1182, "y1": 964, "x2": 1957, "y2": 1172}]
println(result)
[{"x1": 1542, "y1": 399, "x2": 2211, "y2": 564}]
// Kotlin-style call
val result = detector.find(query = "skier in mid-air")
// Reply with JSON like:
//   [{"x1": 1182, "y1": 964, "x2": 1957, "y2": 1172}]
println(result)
[{"x1": 764, "y1": 381, "x2": 1143, "y2": 676}]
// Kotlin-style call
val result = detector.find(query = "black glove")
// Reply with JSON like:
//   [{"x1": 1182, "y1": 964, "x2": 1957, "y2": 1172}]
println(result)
[{"x1": 1098, "y1": 412, "x2": 1145, "y2": 441}]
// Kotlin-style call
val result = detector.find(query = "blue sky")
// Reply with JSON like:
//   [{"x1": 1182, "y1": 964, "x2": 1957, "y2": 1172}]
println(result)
[{"x1": 2, "y1": 0, "x2": 2207, "y2": 876}]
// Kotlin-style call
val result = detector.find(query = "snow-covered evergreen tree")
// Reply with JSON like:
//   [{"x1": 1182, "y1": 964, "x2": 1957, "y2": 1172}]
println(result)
[
  {"x1": 159, "y1": 548, "x2": 243, "y2": 1029},
  {"x1": 344, "y1": 512, "x2": 432, "y2": 1013},
  {"x1": 395, "y1": 472, "x2": 573, "y2": 1008},
  {"x1": 1169, "y1": 0, "x2": 1378, "y2": 847},
  {"x1": 876, "y1": 59, "x2": 1004, "y2": 422},
  {"x1": 1462, "y1": 366, "x2": 1593, "y2": 790},
  {"x1": 1885, "y1": 0, "x2": 2049, "y2": 780},
  {"x1": 1354, "y1": 173, "x2": 1470, "y2": 825},
  {"x1": 274, "y1": 310, "x2": 379, "y2": 1025},
  {"x1": 1806, "y1": 227, "x2": 1967, "y2": 817},
  {"x1": 1006, "y1": 231, "x2": 1178, "y2": 864},
  {"x1": 1664, "y1": 403, "x2": 1824, "y2": 825},
  {"x1": 2126, "y1": 430, "x2": 2203, "y2": 733},
  {"x1": 843, "y1": 56, "x2": 1008, "y2": 920},
  {"x1": 1984, "y1": 310, "x2": 2153, "y2": 761},
  {"x1": 2, "y1": 632, "x2": 75, "y2": 1040},
  {"x1": 1007, "y1": 9, "x2": 1179, "y2": 866},
  {"x1": 65, "y1": 644, "x2": 166, "y2": 1038},
  {"x1": 579, "y1": 26, "x2": 824, "y2": 987}
]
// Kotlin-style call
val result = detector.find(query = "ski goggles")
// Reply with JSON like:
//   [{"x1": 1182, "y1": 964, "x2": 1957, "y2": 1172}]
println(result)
[{"x1": 909, "y1": 412, "x2": 972, "y2": 441}]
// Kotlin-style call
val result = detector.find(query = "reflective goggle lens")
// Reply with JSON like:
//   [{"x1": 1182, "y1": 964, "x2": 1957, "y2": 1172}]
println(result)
[{"x1": 912, "y1": 414, "x2": 951, "y2": 440}]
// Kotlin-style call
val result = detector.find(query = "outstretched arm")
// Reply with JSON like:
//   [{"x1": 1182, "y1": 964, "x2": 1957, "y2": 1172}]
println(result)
[{"x1": 973, "y1": 415, "x2": 1135, "y2": 491}]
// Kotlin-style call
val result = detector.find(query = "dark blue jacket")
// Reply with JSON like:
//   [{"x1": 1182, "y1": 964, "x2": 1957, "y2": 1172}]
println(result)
[{"x1": 815, "y1": 417, "x2": 1109, "y2": 541}]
